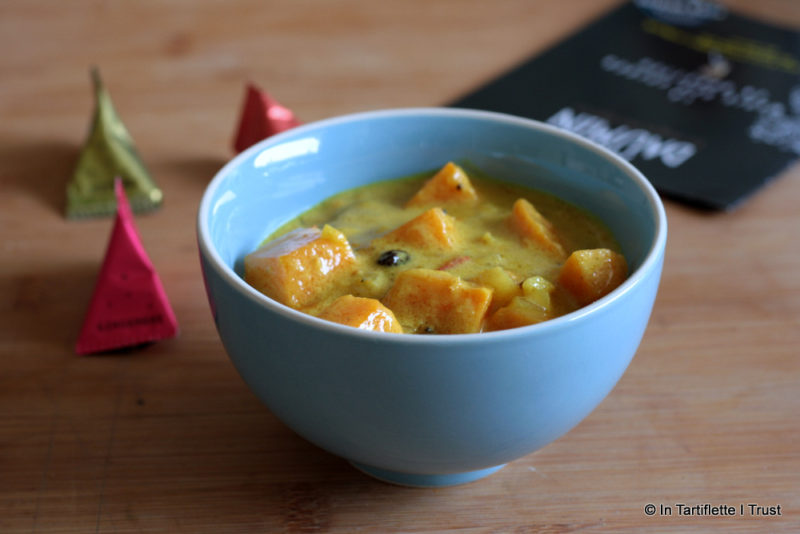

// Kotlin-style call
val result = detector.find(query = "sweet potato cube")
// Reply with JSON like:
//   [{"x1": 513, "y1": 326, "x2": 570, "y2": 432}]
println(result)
[
  {"x1": 471, "y1": 267, "x2": 521, "y2": 312},
  {"x1": 379, "y1": 207, "x2": 458, "y2": 250},
  {"x1": 486, "y1": 295, "x2": 551, "y2": 331},
  {"x1": 244, "y1": 225, "x2": 356, "y2": 309},
  {"x1": 406, "y1": 162, "x2": 478, "y2": 207},
  {"x1": 558, "y1": 248, "x2": 627, "y2": 306},
  {"x1": 318, "y1": 295, "x2": 403, "y2": 333},
  {"x1": 508, "y1": 198, "x2": 566, "y2": 259},
  {"x1": 382, "y1": 269, "x2": 492, "y2": 334}
]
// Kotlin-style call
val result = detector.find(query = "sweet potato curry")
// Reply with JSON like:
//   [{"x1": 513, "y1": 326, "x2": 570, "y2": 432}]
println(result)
[{"x1": 244, "y1": 162, "x2": 627, "y2": 334}]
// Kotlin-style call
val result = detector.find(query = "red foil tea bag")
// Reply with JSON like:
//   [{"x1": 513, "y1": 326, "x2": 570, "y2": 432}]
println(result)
[
  {"x1": 75, "y1": 179, "x2": 178, "y2": 354},
  {"x1": 232, "y1": 83, "x2": 301, "y2": 153}
]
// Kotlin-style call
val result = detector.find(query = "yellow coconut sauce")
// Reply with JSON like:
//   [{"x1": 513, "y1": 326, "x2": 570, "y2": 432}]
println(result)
[{"x1": 244, "y1": 162, "x2": 627, "y2": 334}]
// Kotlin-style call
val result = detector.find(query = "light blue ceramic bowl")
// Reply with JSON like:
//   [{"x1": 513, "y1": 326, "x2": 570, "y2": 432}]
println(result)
[{"x1": 197, "y1": 108, "x2": 667, "y2": 487}]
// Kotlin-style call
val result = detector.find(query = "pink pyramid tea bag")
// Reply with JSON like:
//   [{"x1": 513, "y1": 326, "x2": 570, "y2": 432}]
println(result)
[
  {"x1": 75, "y1": 179, "x2": 178, "y2": 354},
  {"x1": 232, "y1": 82, "x2": 301, "y2": 153}
]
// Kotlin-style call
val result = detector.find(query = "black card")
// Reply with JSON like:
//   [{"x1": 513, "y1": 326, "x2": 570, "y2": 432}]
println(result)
[{"x1": 451, "y1": 1, "x2": 800, "y2": 210}]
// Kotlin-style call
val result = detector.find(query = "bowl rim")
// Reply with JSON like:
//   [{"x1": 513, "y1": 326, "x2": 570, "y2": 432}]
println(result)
[{"x1": 197, "y1": 106, "x2": 667, "y2": 344}]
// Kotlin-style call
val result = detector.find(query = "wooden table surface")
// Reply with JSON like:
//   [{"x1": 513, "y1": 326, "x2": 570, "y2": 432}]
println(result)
[{"x1": 2, "y1": 1, "x2": 799, "y2": 532}]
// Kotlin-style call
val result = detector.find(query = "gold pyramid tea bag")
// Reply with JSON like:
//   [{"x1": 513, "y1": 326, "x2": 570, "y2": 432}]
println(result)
[{"x1": 66, "y1": 67, "x2": 163, "y2": 218}]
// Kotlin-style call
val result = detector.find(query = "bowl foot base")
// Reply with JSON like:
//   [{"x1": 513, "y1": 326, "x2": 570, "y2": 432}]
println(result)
[{"x1": 350, "y1": 462, "x2": 506, "y2": 487}]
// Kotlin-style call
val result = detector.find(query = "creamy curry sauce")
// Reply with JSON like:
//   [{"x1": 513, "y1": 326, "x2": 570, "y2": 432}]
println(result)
[{"x1": 245, "y1": 163, "x2": 626, "y2": 334}]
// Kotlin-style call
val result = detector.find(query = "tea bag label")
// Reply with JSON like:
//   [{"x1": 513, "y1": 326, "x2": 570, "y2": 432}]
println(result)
[{"x1": 452, "y1": 2, "x2": 800, "y2": 209}]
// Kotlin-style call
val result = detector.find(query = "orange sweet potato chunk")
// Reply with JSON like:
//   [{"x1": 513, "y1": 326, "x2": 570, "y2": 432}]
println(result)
[
  {"x1": 406, "y1": 162, "x2": 479, "y2": 207},
  {"x1": 508, "y1": 198, "x2": 566, "y2": 259},
  {"x1": 318, "y1": 295, "x2": 403, "y2": 333},
  {"x1": 382, "y1": 269, "x2": 492, "y2": 334},
  {"x1": 558, "y1": 248, "x2": 627, "y2": 306},
  {"x1": 244, "y1": 225, "x2": 356, "y2": 309},
  {"x1": 379, "y1": 207, "x2": 458, "y2": 250}
]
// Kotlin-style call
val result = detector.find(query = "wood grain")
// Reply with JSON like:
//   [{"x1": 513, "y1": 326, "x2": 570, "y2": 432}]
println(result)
[{"x1": 1, "y1": 1, "x2": 799, "y2": 532}]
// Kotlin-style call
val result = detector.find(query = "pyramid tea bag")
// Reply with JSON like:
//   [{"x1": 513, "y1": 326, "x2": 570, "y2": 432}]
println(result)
[
  {"x1": 232, "y1": 82, "x2": 301, "y2": 153},
  {"x1": 66, "y1": 68, "x2": 163, "y2": 218},
  {"x1": 75, "y1": 179, "x2": 178, "y2": 354}
]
